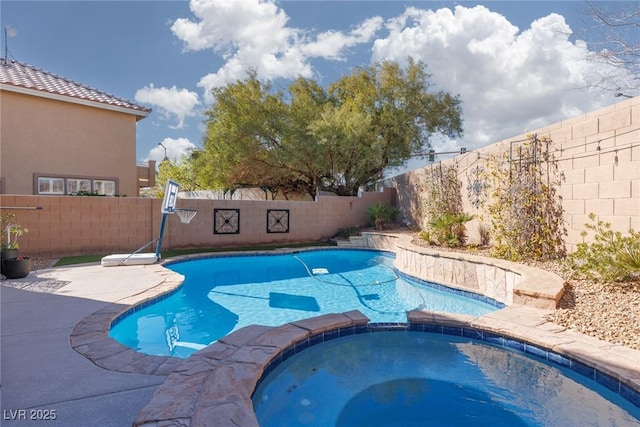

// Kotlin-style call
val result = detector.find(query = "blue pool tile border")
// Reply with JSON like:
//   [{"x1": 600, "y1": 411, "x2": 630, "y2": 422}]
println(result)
[
  {"x1": 110, "y1": 285, "x2": 183, "y2": 327},
  {"x1": 255, "y1": 322, "x2": 640, "y2": 410},
  {"x1": 160, "y1": 246, "x2": 395, "y2": 266},
  {"x1": 622, "y1": 383, "x2": 640, "y2": 408}
]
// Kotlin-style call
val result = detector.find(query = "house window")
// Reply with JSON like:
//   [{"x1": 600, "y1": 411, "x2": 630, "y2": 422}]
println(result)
[
  {"x1": 93, "y1": 180, "x2": 116, "y2": 196},
  {"x1": 35, "y1": 175, "x2": 118, "y2": 195},
  {"x1": 38, "y1": 177, "x2": 65, "y2": 194},
  {"x1": 66, "y1": 178, "x2": 92, "y2": 194}
]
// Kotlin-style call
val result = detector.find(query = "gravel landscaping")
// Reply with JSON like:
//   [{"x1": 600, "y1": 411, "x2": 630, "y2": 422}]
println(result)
[
  {"x1": 546, "y1": 273, "x2": 640, "y2": 351},
  {"x1": 409, "y1": 235, "x2": 640, "y2": 351}
]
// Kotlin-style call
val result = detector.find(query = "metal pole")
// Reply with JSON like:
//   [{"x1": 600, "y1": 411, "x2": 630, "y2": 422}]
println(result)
[
  {"x1": 155, "y1": 213, "x2": 168, "y2": 260},
  {"x1": 0, "y1": 206, "x2": 43, "y2": 210}
]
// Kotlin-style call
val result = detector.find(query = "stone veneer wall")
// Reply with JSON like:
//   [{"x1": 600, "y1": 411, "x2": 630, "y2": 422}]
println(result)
[
  {"x1": 355, "y1": 232, "x2": 564, "y2": 309},
  {"x1": 391, "y1": 96, "x2": 640, "y2": 253}
]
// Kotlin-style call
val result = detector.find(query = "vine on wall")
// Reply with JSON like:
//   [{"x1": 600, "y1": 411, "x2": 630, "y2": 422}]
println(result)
[
  {"x1": 421, "y1": 163, "x2": 472, "y2": 247},
  {"x1": 423, "y1": 163, "x2": 463, "y2": 219},
  {"x1": 485, "y1": 135, "x2": 566, "y2": 261}
]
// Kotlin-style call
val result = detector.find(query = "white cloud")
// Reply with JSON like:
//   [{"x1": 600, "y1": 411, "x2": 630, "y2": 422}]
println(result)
[
  {"x1": 135, "y1": 84, "x2": 200, "y2": 129},
  {"x1": 371, "y1": 5, "x2": 614, "y2": 150},
  {"x1": 171, "y1": 0, "x2": 292, "y2": 53},
  {"x1": 168, "y1": 2, "x2": 623, "y2": 160},
  {"x1": 172, "y1": 0, "x2": 382, "y2": 103},
  {"x1": 302, "y1": 17, "x2": 384, "y2": 60},
  {"x1": 172, "y1": 0, "x2": 307, "y2": 103},
  {"x1": 147, "y1": 137, "x2": 197, "y2": 163}
]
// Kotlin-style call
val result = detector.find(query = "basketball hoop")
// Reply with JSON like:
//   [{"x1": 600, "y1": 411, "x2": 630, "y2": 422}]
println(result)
[{"x1": 175, "y1": 209, "x2": 197, "y2": 224}]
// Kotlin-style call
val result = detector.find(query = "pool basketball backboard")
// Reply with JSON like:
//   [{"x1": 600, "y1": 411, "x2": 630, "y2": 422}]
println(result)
[{"x1": 161, "y1": 180, "x2": 180, "y2": 213}]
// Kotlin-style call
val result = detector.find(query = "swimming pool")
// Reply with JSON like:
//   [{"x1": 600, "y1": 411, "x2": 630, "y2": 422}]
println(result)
[
  {"x1": 109, "y1": 249, "x2": 500, "y2": 358},
  {"x1": 253, "y1": 331, "x2": 640, "y2": 426}
]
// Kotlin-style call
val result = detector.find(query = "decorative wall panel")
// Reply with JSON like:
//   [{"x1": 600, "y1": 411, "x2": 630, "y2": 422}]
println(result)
[
  {"x1": 267, "y1": 209, "x2": 289, "y2": 233},
  {"x1": 214, "y1": 209, "x2": 240, "y2": 234}
]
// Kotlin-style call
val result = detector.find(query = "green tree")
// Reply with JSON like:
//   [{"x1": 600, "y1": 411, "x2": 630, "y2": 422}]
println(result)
[
  {"x1": 197, "y1": 60, "x2": 462, "y2": 197},
  {"x1": 199, "y1": 73, "x2": 282, "y2": 190},
  {"x1": 156, "y1": 155, "x2": 202, "y2": 193},
  {"x1": 313, "y1": 59, "x2": 463, "y2": 195}
]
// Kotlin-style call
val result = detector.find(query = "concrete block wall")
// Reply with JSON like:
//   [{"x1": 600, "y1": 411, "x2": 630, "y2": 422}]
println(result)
[
  {"x1": 164, "y1": 188, "x2": 394, "y2": 250},
  {"x1": 0, "y1": 188, "x2": 394, "y2": 257},
  {"x1": 393, "y1": 96, "x2": 640, "y2": 252}
]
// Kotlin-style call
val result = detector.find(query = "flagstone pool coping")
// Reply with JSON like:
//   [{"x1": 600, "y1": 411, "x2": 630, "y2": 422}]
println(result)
[
  {"x1": 68, "y1": 236, "x2": 640, "y2": 426},
  {"x1": 130, "y1": 309, "x2": 640, "y2": 426}
]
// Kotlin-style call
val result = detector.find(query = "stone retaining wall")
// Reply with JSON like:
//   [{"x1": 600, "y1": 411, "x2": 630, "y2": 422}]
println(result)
[{"x1": 355, "y1": 232, "x2": 565, "y2": 309}]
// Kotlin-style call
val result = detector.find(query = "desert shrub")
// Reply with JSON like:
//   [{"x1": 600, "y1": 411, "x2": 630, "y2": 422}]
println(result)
[
  {"x1": 428, "y1": 212, "x2": 474, "y2": 247},
  {"x1": 422, "y1": 164, "x2": 462, "y2": 223},
  {"x1": 335, "y1": 226, "x2": 360, "y2": 239},
  {"x1": 418, "y1": 230, "x2": 431, "y2": 243},
  {"x1": 478, "y1": 223, "x2": 491, "y2": 246},
  {"x1": 421, "y1": 163, "x2": 474, "y2": 246},
  {"x1": 612, "y1": 245, "x2": 640, "y2": 272},
  {"x1": 367, "y1": 203, "x2": 397, "y2": 230},
  {"x1": 0, "y1": 212, "x2": 28, "y2": 250},
  {"x1": 566, "y1": 213, "x2": 640, "y2": 283}
]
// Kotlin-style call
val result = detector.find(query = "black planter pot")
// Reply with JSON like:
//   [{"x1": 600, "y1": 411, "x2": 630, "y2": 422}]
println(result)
[
  {"x1": 1, "y1": 249, "x2": 19, "y2": 261},
  {"x1": 2, "y1": 257, "x2": 31, "y2": 279}
]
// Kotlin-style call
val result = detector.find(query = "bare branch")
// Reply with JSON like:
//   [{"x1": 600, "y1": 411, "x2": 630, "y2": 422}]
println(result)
[{"x1": 581, "y1": 1, "x2": 640, "y2": 93}]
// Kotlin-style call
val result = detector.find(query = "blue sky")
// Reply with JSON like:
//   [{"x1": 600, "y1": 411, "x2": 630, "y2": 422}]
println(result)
[{"x1": 1, "y1": 1, "x2": 633, "y2": 173}]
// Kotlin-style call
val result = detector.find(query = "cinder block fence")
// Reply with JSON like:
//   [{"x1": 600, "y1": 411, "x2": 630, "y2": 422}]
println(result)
[
  {"x1": 391, "y1": 96, "x2": 640, "y2": 253},
  {"x1": 0, "y1": 188, "x2": 394, "y2": 257}
]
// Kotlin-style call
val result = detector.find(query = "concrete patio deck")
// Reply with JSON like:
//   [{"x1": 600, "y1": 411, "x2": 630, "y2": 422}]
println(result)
[
  {"x1": 0, "y1": 263, "x2": 176, "y2": 426},
  {"x1": 1, "y1": 258, "x2": 639, "y2": 426}
]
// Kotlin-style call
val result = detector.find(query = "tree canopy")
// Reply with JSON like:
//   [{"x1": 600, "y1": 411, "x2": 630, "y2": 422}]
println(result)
[{"x1": 184, "y1": 59, "x2": 463, "y2": 197}]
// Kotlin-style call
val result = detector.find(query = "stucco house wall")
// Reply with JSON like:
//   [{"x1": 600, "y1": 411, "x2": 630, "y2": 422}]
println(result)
[
  {"x1": 0, "y1": 60, "x2": 150, "y2": 196},
  {"x1": 1, "y1": 91, "x2": 140, "y2": 196}
]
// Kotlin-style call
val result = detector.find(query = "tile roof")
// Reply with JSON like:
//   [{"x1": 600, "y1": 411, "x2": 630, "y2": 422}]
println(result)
[{"x1": 0, "y1": 59, "x2": 151, "y2": 117}]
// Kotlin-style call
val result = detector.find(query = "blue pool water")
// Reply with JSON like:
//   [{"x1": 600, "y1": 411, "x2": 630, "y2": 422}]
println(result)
[
  {"x1": 109, "y1": 249, "x2": 498, "y2": 358},
  {"x1": 252, "y1": 332, "x2": 640, "y2": 426}
]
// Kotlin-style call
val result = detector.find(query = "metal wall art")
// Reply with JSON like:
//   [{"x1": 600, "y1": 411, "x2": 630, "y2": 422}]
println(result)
[
  {"x1": 214, "y1": 209, "x2": 240, "y2": 234},
  {"x1": 466, "y1": 165, "x2": 488, "y2": 209},
  {"x1": 267, "y1": 209, "x2": 290, "y2": 233}
]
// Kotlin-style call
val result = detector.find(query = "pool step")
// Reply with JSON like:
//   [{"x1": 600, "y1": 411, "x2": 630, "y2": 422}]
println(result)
[{"x1": 333, "y1": 236, "x2": 365, "y2": 247}]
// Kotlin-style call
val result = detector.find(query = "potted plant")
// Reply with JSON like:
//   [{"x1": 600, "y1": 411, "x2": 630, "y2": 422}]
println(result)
[
  {"x1": 1, "y1": 212, "x2": 31, "y2": 279},
  {"x1": 2, "y1": 256, "x2": 32, "y2": 279}
]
